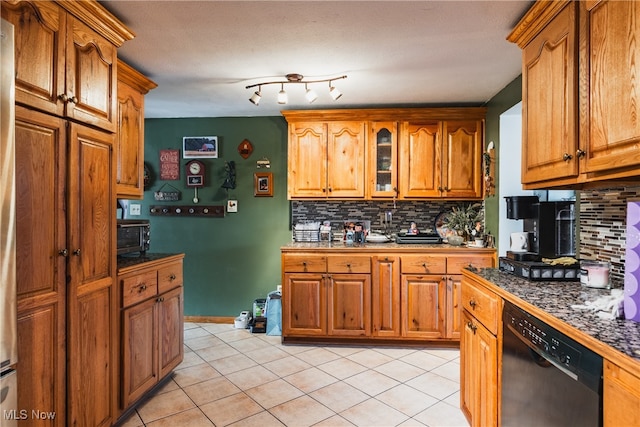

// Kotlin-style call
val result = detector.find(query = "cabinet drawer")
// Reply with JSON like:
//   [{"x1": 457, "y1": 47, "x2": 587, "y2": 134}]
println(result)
[
  {"x1": 461, "y1": 280, "x2": 500, "y2": 335},
  {"x1": 283, "y1": 254, "x2": 327, "y2": 273},
  {"x1": 122, "y1": 271, "x2": 158, "y2": 308},
  {"x1": 447, "y1": 255, "x2": 494, "y2": 274},
  {"x1": 158, "y1": 262, "x2": 183, "y2": 293},
  {"x1": 327, "y1": 256, "x2": 371, "y2": 273},
  {"x1": 401, "y1": 255, "x2": 446, "y2": 274}
]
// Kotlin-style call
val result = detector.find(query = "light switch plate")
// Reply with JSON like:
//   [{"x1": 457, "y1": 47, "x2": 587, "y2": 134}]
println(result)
[{"x1": 227, "y1": 200, "x2": 238, "y2": 213}]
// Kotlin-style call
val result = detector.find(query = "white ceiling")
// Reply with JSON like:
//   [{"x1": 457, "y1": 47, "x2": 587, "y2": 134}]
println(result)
[{"x1": 99, "y1": 1, "x2": 532, "y2": 118}]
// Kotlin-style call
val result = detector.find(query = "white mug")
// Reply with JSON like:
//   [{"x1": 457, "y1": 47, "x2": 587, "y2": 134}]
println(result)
[{"x1": 510, "y1": 232, "x2": 529, "y2": 252}]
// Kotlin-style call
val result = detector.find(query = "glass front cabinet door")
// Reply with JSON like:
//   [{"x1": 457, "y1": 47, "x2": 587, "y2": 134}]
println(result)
[{"x1": 368, "y1": 122, "x2": 398, "y2": 198}]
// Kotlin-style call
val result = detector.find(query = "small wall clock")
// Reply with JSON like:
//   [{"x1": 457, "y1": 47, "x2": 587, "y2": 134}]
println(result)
[{"x1": 185, "y1": 160, "x2": 205, "y2": 188}]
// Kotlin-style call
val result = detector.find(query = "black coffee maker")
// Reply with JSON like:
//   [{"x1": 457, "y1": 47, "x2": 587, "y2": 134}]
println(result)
[{"x1": 505, "y1": 196, "x2": 576, "y2": 261}]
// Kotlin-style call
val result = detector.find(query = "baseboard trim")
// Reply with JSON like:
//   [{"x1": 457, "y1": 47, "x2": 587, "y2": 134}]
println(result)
[{"x1": 184, "y1": 315, "x2": 234, "y2": 324}]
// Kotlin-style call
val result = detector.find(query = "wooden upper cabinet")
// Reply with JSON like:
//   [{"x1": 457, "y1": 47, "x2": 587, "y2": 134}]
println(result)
[
  {"x1": 326, "y1": 121, "x2": 366, "y2": 198},
  {"x1": 399, "y1": 121, "x2": 441, "y2": 198},
  {"x1": 368, "y1": 122, "x2": 398, "y2": 198},
  {"x1": 509, "y1": 0, "x2": 640, "y2": 188},
  {"x1": 443, "y1": 120, "x2": 483, "y2": 198},
  {"x1": 2, "y1": 0, "x2": 133, "y2": 133},
  {"x1": 117, "y1": 60, "x2": 157, "y2": 199},
  {"x1": 287, "y1": 120, "x2": 366, "y2": 199},
  {"x1": 584, "y1": 0, "x2": 640, "y2": 175}
]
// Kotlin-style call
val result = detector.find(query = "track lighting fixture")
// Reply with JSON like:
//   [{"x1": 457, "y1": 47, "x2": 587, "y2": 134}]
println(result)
[{"x1": 246, "y1": 73, "x2": 346, "y2": 106}]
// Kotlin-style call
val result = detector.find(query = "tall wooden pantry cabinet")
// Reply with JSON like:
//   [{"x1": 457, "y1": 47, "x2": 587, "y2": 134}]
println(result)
[{"x1": 1, "y1": 1, "x2": 134, "y2": 425}]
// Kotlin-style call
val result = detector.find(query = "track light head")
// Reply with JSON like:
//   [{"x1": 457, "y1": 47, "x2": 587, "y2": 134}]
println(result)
[
  {"x1": 329, "y1": 81, "x2": 342, "y2": 100},
  {"x1": 249, "y1": 86, "x2": 262, "y2": 105},
  {"x1": 277, "y1": 83, "x2": 288, "y2": 104},
  {"x1": 305, "y1": 84, "x2": 318, "y2": 103}
]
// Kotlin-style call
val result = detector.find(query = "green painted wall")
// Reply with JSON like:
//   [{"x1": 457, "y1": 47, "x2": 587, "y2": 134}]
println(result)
[
  {"x1": 483, "y1": 75, "x2": 522, "y2": 241},
  {"x1": 139, "y1": 117, "x2": 291, "y2": 317}
]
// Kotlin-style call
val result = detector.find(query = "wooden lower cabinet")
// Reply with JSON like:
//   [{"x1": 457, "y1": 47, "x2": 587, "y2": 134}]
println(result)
[
  {"x1": 282, "y1": 249, "x2": 496, "y2": 343},
  {"x1": 604, "y1": 359, "x2": 640, "y2": 427},
  {"x1": 118, "y1": 255, "x2": 184, "y2": 413}
]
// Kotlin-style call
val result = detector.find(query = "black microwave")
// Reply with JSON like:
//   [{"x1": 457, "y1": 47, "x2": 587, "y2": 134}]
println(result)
[{"x1": 117, "y1": 219, "x2": 150, "y2": 255}]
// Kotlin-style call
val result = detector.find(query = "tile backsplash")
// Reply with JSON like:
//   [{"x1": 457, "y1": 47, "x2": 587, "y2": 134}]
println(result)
[
  {"x1": 291, "y1": 200, "x2": 483, "y2": 235},
  {"x1": 579, "y1": 186, "x2": 640, "y2": 288}
]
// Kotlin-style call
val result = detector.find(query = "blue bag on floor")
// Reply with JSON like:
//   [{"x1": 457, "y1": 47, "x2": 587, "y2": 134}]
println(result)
[{"x1": 265, "y1": 290, "x2": 282, "y2": 336}]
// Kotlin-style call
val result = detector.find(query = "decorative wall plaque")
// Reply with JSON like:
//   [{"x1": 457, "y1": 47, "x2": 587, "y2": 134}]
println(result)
[
  {"x1": 238, "y1": 139, "x2": 253, "y2": 159},
  {"x1": 159, "y1": 149, "x2": 180, "y2": 180}
]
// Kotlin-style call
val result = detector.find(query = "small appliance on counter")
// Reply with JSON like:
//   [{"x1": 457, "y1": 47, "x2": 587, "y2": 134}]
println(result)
[
  {"x1": 501, "y1": 196, "x2": 579, "y2": 281},
  {"x1": 117, "y1": 219, "x2": 150, "y2": 255}
]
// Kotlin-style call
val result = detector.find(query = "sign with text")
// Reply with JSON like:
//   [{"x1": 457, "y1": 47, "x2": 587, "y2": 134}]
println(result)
[{"x1": 159, "y1": 149, "x2": 180, "y2": 180}]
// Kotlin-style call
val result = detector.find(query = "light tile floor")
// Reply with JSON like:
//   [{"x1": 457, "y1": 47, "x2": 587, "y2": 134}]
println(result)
[{"x1": 119, "y1": 323, "x2": 469, "y2": 427}]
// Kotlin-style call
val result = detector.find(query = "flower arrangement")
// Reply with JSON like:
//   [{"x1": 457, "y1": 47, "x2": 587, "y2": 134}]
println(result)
[{"x1": 444, "y1": 203, "x2": 484, "y2": 240}]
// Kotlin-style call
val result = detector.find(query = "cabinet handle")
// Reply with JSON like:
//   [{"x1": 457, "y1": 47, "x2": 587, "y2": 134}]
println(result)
[
  {"x1": 322, "y1": 188, "x2": 326, "y2": 193},
  {"x1": 328, "y1": 187, "x2": 332, "y2": 192},
  {"x1": 58, "y1": 93, "x2": 68, "y2": 102},
  {"x1": 346, "y1": 263, "x2": 351, "y2": 270},
  {"x1": 469, "y1": 299, "x2": 477, "y2": 308},
  {"x1": 169, "y1": 274, "x2": 176, "y2": 281},
  {"x1": 563, "y1": 153, "x2": 573, "y2": 161},
  {"x1": 467, "y1": 321, "x2": 477, "y2": 334},
  {"x1": 73, "y1": 249, "x2": 81, "y2": 256},
  {"x1": 157, "y1": 297, "x2": 164, "y2": 302},
  {"x1": 70, "y1": 95, "x2": 78, "y2": 104},
  {"x1": 138, "y1": 284, "x2": 147, "y2": 293},
  {"x1": 444, "y1": 186, "x2": 450, "y2": 191},
  {"x1": 422, "y1": 263, "x2": 427, "y2": 269},
  {"x1": 576, "y1": 149, "x2": 586, "y2": 159},
  {"x1": 58, "y1": 249, "x2": 69, "y2": 257},
  {"x1": 437, "y1": 186, "x2": 443, "y2": 192}
]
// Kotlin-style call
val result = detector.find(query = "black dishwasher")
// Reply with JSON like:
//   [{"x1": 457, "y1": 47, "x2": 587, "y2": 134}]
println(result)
[{"x1": 501, "y1": 301, "x2": 603, "y2": 427}]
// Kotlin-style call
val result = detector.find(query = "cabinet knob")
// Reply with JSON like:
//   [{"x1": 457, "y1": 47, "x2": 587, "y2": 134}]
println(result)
[
  {"x1": 469, "y1": 299, "x2": 477, "y2": 308},
  {"x1": 328, "y1": 187, "x2": 333, "y2": 192},
  {"x1": 563, "y1": 153, "x2": 573, "y2": 161},
  {"x1": 467, "y1": 321, "x2": 477, "y2": 334},
  {"x1": 138, "y1": 284, "x2": 147, "y2": 292},
  {"x1": 576, "y1": 149, "x2": 586, "y2": 159},
  {"x1": 59, "y1": 93, "x2": 68, "y2": 102},
  {"x1": 438, "y1": 186, "x2": 443, "y2": 192},
  {"x1": 70, "y1": 95, "x2": 78, "y2": 104},
  {"x1": 73, "y1": 249, "x2": 81, "y2": 256},
  {"x1": 169, "y1": 274, "x2": 176, "y2": 281},
  {"x1": 422, "y1": 263, "x2": 427, "y2": 269},
  {"x1": 58, "y1": 249, "x2": 69, "y2": 257}
]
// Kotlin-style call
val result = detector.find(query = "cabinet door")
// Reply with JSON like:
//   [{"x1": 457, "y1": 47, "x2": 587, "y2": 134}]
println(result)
[
  {"x1": 122, "y1": 297, "x2": 157, "y2": 408},
  {"x1": 282, "y1": 273, "x2": 327, "y2": 336},
  {"x1": 604, "y1": 359, "x2": 640, "y2": 427},
  {"x1": 14, "y1": 107, "x2": 67, "y2": 427},
  {"x1": 521, "y1": 1, "x2": 578, "y2": 185},
  {"x1": 66, "y1": 123, "x2": 117, "y2": 427},
  {"x1": 401, "y1": 274, "x2": 446, "y2": 339},
  {"x1": 287, "y1": 122, "x2": 327, "y2": 198},
  {"x1": 585, "y1": 0, "x2": 640, "y2": 174},
  {"x1": 116, "y1": 77, "x2": 145, "y2": 198},
  {"x1": 442, "y1": 120, "x2": 483, "y2": 198},
  {"x1": 399, "y1": 121, "x2": 441, "y2": 198},
  {"x1": 326, "y1": 121, "x2": 366, "y2": 198},
  {"x1": 371, "y1": 256, "x2": 401, "y2": 337},
  {"x1": 2, "y1": 0, "x2": 67, "y2": 117},
  {"x1": 368, "y1": 122, "x2": 398, "y2": 198},
  {"x1": 65, "y1": 14, "x2": 117, "y2": 132},
  {"x1": 461, "y1": 310, "x2": 498, "y2": 427},
  {"x1": 446, "y1": 276, "x2": 462, "y2": 339},
  {"x1": 158, "y1": 286, "x2": 184, "y2": 378},
  {"x1": 327, "y1": 274, "x2": 371, "y2": 336}
]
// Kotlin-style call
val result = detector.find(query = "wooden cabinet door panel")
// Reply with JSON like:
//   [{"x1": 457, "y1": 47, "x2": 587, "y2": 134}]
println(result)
[
  {"x1": 2, "y1": 0, "x2": 66, "y2": 117},
  {"x1": 521, "y1": 1, "x2": 578, "y2": 184},
  {"x1": 443, "y1": 120, "x2": 483, "y2": 198},
  {"x1": 399, "y1": 122, "x2": 441, "y2": 198},
  {"x1": 65, "y1": 15, "x2": 117, "y2": 132},
  {"x1": 283, "y1": 273, "x2": 326, "y2": 336},
  {"x1": 122, "y1": 297, "x2": 157, "y2": 408},
  {"x1": 326, "y1": 121, "x2": 366, "y2": 198},
  {"x1": 328, "y1": 274, "x2": 371, "y2": 336},
  {"x1": 586, "y1": 0, "x2": 640, "y2": 173},
  {"x1": 401, "y1": 274, "x2": 445, "y2": 339},
  {"x1": 116, "y1": 78, "x2": 144, "y2": 198},
  {"x1": 288, "y1": 122, "x2": 327, "y2": 197},
  {"x1": 158, "y1": 286, "x2": 184, "y2": 378},
  {"x1": 372, "y1": 256, "x2": 400, "y2": 337},
  {"x1": 447, "y1": 276, "x2": 462, "y2": 339},
  {"x1": 604, "y1": 360, "x2": 640, "y2": 427},
  {"x1": 460, "y1": 310, "x2": 474, "y2": 424}
]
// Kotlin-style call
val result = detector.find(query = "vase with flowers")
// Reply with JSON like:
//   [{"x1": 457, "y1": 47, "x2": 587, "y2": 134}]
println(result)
[{"x1": 443, "y1": 203, "x2": 484, "y2": 245}]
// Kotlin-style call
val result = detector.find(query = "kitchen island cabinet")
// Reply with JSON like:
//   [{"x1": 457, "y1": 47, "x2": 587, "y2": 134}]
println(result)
[
  {"x1": 117, "y1": 253, "x2": 184, "y2": 416},
  {"x1": 281, "y1": 243, "x2": 496, "y2": 345},
  {"x1": 460, "y1": 268, "x2": 640, "y2": 427}
]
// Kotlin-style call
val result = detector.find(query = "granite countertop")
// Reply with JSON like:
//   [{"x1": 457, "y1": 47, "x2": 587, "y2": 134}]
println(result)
[
  {"x1": 282, "y1": 241, "x2": 496, "y2": 252},
  {"x1": 474, "y1": 268, "x2": 640, "y2": 364},
  {"x1": 117, "y1": 252, "x2": 183, "y2": 271}
]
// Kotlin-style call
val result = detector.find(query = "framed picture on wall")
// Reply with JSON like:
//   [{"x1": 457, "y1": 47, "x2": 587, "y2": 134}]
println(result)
[
  {"x1": 183, "y1": 136, "x2": 218, "y2": 158},
  {"x1": 254, "y1": 172, "x2": 273, "y2": 197}
]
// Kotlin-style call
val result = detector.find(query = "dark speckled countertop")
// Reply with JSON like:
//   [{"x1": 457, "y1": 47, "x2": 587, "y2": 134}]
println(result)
[
  {"x1": 117, "y1": 252, "x2": 184, "y2": 272},
  {"x1": 472, "y1": 268, "x2": 640, "y2": 365}
]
